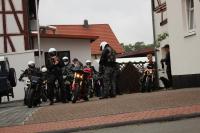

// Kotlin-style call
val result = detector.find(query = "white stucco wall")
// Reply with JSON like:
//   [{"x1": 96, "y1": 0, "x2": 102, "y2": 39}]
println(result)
[
  {"x1": 34, "y1": 38, "x2": 92, "y2": 65},
  {"x1": 153, "y1": 0, "x2": 169, "y2": 87},
  {"x1": 166, "y1": 0, "x2": 200, "y2": 75}
]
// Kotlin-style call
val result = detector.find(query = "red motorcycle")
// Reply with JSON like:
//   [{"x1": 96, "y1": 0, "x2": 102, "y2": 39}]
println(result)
[
  {"x1": 83, "y1": 67, "x2": 94, "y2": 98},
  {"x1": 71, "y1": 69, "x2": 89, "y2": 103}
]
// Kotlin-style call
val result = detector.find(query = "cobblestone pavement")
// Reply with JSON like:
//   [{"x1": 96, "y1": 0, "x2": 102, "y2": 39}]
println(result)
[
  {"x1": 0, "y1": 101, "x2": 37, "y2": 127},
  {"x1": 26, "y1": 88, "x2": 200, "y2": 125},
  {"x1": 0, "y1": 88, "x2": 200, "y2": 133}
]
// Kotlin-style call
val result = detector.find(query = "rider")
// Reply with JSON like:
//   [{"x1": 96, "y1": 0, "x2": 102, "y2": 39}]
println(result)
[
  {"x1": 62, "y1": 56, "x2": 73, "y2": 71},
  {"x1": 99, "y1": 41, "x2": 117, "y2": 99},
  {"x1": 141, "y1": 54, "x2": 156, "y2": 92},
  {"x1": 161, "y1": 44, "x2": 172, "y2": 87},
  {"x1": 46, "y1": 48, "x2": 67, "y2": 105},
  {"x1": 19, "y1": 61, "x2": 41, "y2": 105},
  {"x1": 84, "y1": 60, "x2": 97, "y2": 74},
  {"x1": 41, "y1": 66, "x2": 48, "y2": 81},
  {"x1": 62, "y1": 56, "x2": 73, "y2": 101},
  {"x1": 72, "y1": 58, "x2": 83, "y2": 70},
  {"x1": 19, "y1": 61, "x2": 40, "y2": 81},
  {"x1": 83, "y1": 60, "x2": 97, "y2": 98}
]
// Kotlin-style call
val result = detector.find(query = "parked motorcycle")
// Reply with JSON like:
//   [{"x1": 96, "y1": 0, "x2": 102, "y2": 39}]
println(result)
[
  {"x1": 21, "y1": 76, "x2": 47, "y2": 108},
  {"x1": 63, "y1": 72, "x2": 73, "y2": 101},
  {"x1": 71, "y1": 69, "x2": 89, "y2": 103},
  {"x1": 21, "y1": 78, "x2": 30, "y2": 105},
  {"x1": 83, "y1": 67, "x2": 94, "y2": 98}
]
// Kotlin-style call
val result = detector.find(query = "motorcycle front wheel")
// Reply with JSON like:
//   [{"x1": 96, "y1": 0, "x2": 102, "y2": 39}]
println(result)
[
  {"x1": 27, "y1": 89, "x2": 34, "y2": 108},
  {"x1": 71, "y1": 86, "x2": 79, "y2": 103}
]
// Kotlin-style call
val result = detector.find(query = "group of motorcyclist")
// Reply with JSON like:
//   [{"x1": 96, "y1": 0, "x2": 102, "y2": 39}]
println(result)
[
  {"x1": 19, "y1": 41, "x2": 119, "y2": 106},
  {"x1": 18, "y1": 41, "x2": 172, "y2": 107}
]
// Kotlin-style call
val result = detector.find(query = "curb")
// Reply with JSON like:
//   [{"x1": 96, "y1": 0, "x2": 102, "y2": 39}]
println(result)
[{"x1": 42, "y1": 113, "x2": 200, "y2": 133}]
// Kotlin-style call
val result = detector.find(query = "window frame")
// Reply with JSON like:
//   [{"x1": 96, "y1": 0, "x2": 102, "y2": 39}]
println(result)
[{"x1": 186, "y1": 0, "x2": 195, "y2": 33}]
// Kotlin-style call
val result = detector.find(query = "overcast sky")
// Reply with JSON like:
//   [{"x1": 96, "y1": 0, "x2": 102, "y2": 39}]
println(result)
[{"x1": 38, "y1": 0, "x2": 153, "y2": 44}]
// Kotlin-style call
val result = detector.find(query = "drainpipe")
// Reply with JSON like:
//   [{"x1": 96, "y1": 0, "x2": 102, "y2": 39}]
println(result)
[
  {"x1": 151, "y1": 0, "x2": 159, "y2": 88},
  {"x1": 35, "y1": 0, "x2": 41, "y2": 68}
]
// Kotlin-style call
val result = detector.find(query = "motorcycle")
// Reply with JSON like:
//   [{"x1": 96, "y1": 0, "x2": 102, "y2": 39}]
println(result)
[
  {"x1": 63, "y1": 72, "x2": 73, "y2": 101},
  {"x1": 83, "y1": 67, "x2": 94, "y2": 98},
  {"x1": 71, "y1": 69, "x2": 89, "y2": 103},
  {"x1": 21, "y1": 78, "x2": 30, "y2": 105},
  {"x1": 21, "y1": 76, "x2": 47, "y2": 108}
]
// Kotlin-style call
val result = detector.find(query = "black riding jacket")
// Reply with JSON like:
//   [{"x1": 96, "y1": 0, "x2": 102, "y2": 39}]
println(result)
[
  {"x1": 46, "y1": 56, "x2": 63, "y2": 76},
  {"x1": 99, "y1": 47, "x2": 116, "y2": 67},
  {"x1": 19, "y1": 67, "x2": 41, "y2": 80}
]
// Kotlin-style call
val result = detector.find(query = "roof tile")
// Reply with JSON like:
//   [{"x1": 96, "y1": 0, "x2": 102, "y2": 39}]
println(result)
[{"x1": 50, "y1": 24, "x2": 124, "y2": 55}]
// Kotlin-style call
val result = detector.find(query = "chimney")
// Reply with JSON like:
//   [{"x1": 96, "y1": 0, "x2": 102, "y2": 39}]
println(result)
[{"x1": 83, "y1": 19, "x2": 89, "y2": 28}]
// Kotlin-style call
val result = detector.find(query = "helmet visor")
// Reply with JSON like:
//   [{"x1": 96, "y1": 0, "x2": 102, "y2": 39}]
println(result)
[{"x1": 49, "y1": 51, "x2": 56, "y2": 57}]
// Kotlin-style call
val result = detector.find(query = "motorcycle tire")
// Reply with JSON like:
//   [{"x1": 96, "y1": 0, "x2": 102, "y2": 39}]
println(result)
[
  {"x1": 0, "y1": 97, "x2": 2, "y2": 104},
  {"x1": 24, "y1": 88, "x2": 28, "y2": 105},
  {"x1": 42, "y1": 95, "x2": 47, "y2": 102},
  {"x1": 41, "y1": 89, "x2": 48, "y2": 102},
  {"x1": 72, "y1": 87, "x2": 79, "y2": 103},
  {"x1": 83, "y1": 96, "x2": 89, "y2": 101},
  {"x1": 88, "y1": 84, "x2": 94, "y2": 98},
  {"x1": 27, "y1": 89, "x2": 34, "y2": 108}
]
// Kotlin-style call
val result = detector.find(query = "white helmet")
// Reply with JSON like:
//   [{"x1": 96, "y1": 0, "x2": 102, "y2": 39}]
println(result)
[
  {"x1": 62, "y1": 56, "x2": 69, "y2": 60},
  {"x1": 41, "y1": 67, "x2": 47, "y2": 73},
  {"x1": 48, "y1": 48, "x2": 57, "y2": 56},
  {"x1": 48, "y1": 48, "x2": 56, "y2": 53},
  {"x1": 28, "y1": 61, "x2": 35, "y2": 66},
  {"x1": 100, "y1": 41, "x2": 109, "y2": 51},
  {"x1": 28, "y1": 61, "x2": 35, "y2": 68},
  {"x1": 86, "y1": 60, "x2": 91, "y2": 63}
]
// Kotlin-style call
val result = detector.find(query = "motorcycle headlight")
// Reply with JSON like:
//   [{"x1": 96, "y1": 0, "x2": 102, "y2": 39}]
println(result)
[
  {"x1": 80, "y1": 75, "x2": 83, "y2": 79},
  {"x1": 149, "y1": 70, "x2": 153, "y2": 74},
  {"x1": 76, "y1": 74, "x2": 80, "y2": 78}
]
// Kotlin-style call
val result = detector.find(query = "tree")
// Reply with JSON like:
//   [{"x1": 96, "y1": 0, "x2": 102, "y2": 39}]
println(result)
[
  {"x1": 121, "y1": 43, "x2": 135, "y2": 52},
  {"x1": 121, "y1": 42, "x2": 156, "y2": 52}
]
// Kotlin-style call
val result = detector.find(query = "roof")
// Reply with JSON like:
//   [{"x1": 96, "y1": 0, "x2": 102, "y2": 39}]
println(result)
[
  {"x1": 33, "y1": 24, "x2": 124, "y2": 55},
  {"x1": 117, "y1": 48, "x2": 155, "y2": 58},
  {"x1": 31, "y1": 32, "x2": 98, "y2": 40}
]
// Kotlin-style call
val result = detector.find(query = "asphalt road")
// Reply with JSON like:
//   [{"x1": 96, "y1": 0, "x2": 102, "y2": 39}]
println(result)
[{"x1": 73, "y1": 117, "x2": 200, "y2": 133}]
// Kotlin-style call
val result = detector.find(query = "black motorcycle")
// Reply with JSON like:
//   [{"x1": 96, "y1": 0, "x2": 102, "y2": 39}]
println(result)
[
  {"x1": 25, "y1": 76, "x2": 46, "y2": 108},
  {"x1": 63, "y1": 72, "x2": 73, "y2": 101}
]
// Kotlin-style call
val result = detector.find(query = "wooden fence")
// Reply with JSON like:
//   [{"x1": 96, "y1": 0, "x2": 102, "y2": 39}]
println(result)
[{"x1": 117, "y1": 62, "x2": 147, "y2": 93}]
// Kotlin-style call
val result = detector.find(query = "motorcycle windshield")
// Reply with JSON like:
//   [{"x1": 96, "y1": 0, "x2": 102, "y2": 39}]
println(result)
[{"x1": 31, "y1": 76, "x2": 41, "y2": 83}]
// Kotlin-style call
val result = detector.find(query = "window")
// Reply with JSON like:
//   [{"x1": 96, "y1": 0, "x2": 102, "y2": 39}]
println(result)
[
  {"x1": 44, "y1": 51, "x2": 71, "y2": 66},
  {"x1": 186, "y1": 0, "x2": 195, "y2": 31}
]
